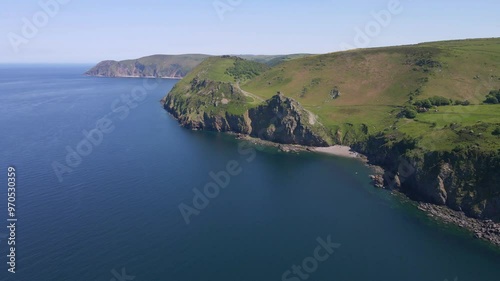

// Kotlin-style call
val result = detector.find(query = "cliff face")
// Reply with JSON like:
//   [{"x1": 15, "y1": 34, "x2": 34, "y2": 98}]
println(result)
[
  {"x1": 165, "y1": 77, "x2": 500, "y2": 221},
  {"x1": 85, "y1": 55, "x2": 210, "y2": 78},
  {"x1": 86, "y1": 60, "x2": 187, "y2": 78},
  {"x1": 354, "y1": 135, "x2": 500, "y2": 221},
  {"x1": 163, "y1": 78, "x2": 251, "y2": 132},
  {"x1": 163, "y1": 79, "x2": 330, "y2": 147},
  {"x1": 248, "y1": 93, "x2": 329, "y2": 146},
  {"x1": 408, "y1": 150, "x2": 500, "y2": 220},
  {"x1": 161, "y1": 49, "x2": 500, "y2": 223}
]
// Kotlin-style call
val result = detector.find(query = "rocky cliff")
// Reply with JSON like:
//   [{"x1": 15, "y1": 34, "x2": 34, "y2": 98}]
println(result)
[
  {"x1": 86, "y1": 60, "x2": 186, "y2": 78},
  {"x1": 162, "y1": 50, "x2": 500, "y2": 229},
  {"x1": 354, "y1": 135, "x2": 500, "y2": 221},
  {"x1": 163, "y1": 78, "x2": 330, "y2": 147},
  {"x1": 85, "y1": 54, "x2": 210, "y2": 78},
  {"x1": 247, "y1": 93, "x2": 329, "y2": 146},
  {"x1": 165, "y1": 78, "x2": 500, "y2": 222}
]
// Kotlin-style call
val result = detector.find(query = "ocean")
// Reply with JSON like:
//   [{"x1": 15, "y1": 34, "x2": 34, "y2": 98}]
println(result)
[{"x1": 0, "y1": 65, "x2": 499, "y2": 281}]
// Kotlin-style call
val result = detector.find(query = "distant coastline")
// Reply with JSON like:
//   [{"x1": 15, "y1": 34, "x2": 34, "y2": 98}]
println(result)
[{"x1": 84, "y1": 74, "x2": 183, "y2": 79}]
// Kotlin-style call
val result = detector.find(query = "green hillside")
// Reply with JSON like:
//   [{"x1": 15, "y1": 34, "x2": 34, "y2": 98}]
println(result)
[
  {"x1": 241, "y1": 38, "x2": 500, "y2": 151},
  {"x1": 165, "y1": 56, "x2": 270, "y2": 118},
  {"x1": 85, "y1": 54, "x2": 310, "y2": 78},
  {"x1": 163, "y1": 38, "x2": 500, "y2": 221},
  {"x1": 239, "y1": 54, "x2": 314, "y2": 67},
  {"x1": 85, "y1": 54, "x2": 211, "y2": 78},
  {"x1": 120, "y1": 54, "x2": 209, "y2": 74}
]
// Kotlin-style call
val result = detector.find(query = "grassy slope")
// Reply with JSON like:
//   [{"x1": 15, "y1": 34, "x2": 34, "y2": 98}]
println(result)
[
  {"x1": 164, "y1": 39, "x2": 500, "y2": 220},
  {"x1": 94, "y1": 54, "x2": 308, "y2": 75},
  {"x1": 118, "y1": 54, "x2": 210, "y2": 74},
  {"x1": 242, "y1": 38, "x2": 500, "y2": 151},
  {"x1": 167, "y1": 57, "x2": 269, "y2": 117},
  {"x1": 239, "y1": 54, "x2": 314, "y2": 66}
]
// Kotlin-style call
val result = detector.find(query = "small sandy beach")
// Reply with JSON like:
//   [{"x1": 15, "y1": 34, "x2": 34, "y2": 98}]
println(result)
[{"x1": 312, "y1": 145, "x2": 361, "y2": 158}]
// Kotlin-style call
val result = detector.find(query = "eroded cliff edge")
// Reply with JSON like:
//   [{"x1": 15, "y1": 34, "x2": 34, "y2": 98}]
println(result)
[
  {"x1": 163, "y1": 77, "x2": 330, "y2": 147},
  {"x1": 163, "y1": 78, "x2": 500, "y2": 227},
  {"x1": 353, "y1": 135, "x2": 500, "y2": 222}
]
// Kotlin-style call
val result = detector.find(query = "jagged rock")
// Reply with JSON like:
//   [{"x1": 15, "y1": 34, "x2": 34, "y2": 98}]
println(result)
[
  {"x1": 410, "y1": 161, "x2": 453, "y2": 205},
  {"x1": 165, "y1": 87, "x2": 330, "y2": 147},
  {"x1": 419, "y1": 202, "x2": 500, "y2": 247},
  {"x1": 248, "y1": 93, "x2": 329, "y2": 146},
  {"x1": 383, "y1": 171, "x2": 401, "y2": 189},
  {"x1": 370, "y1": 174, "x2": 385, "y2": 188}
]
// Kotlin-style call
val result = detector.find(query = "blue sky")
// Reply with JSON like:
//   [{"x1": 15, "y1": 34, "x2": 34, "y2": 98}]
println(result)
[{"x1": 1, "y1": 0, "x2": 499, "y2": 63}]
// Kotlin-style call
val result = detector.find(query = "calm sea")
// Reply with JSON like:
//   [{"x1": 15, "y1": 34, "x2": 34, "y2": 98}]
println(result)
[{"x1": 0, "y1": 65, "x2": 499, "y2": 281}]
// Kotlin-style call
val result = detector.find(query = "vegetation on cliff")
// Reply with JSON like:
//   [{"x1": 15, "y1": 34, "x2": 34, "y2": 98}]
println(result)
[
  {"x1": 163, "y1": 56, "x2": 329, "y2": 146},
  {"x1": 163, "y1": 38, "x2": 500, "y2": 221}
]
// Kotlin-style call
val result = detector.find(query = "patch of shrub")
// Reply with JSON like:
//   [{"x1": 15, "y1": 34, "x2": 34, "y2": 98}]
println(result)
[
  {"x1": 453, "y1": 99, "x2": 470, "y2": 106},
  {"x1": 414, "y1": 58, "x2": 442, "y2": 68},
  {"x1": 484, "y1": 89, "x2": 500, "y2": 104},
  {"x1": 225, "y1": 58, "x2": 269, "y2": 81},
  {"x1": 311, "y1": 78, "x2": 322, "y2": 86},
  {"x1": 428, "y1": 96, "x2": 452, "y2": 106},
  {"x1": 485, "y1": 96, "x2": 499, "y2": 104},
  {"x1": 490, "y1": 89, "x2": 500, "y2": 98},
  {"x1": 300, "y1": 86, "x2": 308, "y2": 97},
  {"x1": 493, "y1": 127, "x2": 500, "y2": 136},
  {"x1": 400, "y1": 107, "x2": 417, "y2": 119},
  {"x1": 414, "y1": 99, "x2": 433, "y2": 108},
  {"x1": 413, "y1": 96, "x2": 454, "y2": 108}
]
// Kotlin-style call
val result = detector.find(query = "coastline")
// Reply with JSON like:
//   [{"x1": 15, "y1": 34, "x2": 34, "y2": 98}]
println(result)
[
  {"x1": 418, "y1": 202, "x2": 500, "y2": 247},
  {"x1": 84, "y1": 74, "x2": 183, "y2": 79},
  {"x1": 231, "y1": 132, "x2": 500, "y2": 248},
  {"x1": 233, "y1": 133, "x2": 366, "y2": 160},
  {"x1": 312, "y1": 145, "x2": 364, "y2": 159}
]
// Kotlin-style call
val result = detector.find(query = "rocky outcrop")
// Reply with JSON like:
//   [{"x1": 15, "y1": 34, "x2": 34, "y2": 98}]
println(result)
[
  {"x1": 412, "y1": 162, "x2": 452, "y2": 205},
  {"x1": 369, "y1": 175, "x2": 385, "y2": 188},
  {"x1": 354, "y1": 135, "x2": 500, "y2": 222},
  {"x1": 419, "y1": 203, "x2": 500, "y2": 247},
  {"x1": 163, "y1": 79, "x2": 330, "y2": 147},
  {"x1": 165, "y1": 75, "x2": 500, "y2": 229},
  {"x1": 247, "y1": 93, "x2": 329, "y2": 146},
  {"x1": 163, "y1": 79, "x2": 252, "y2": 133}
]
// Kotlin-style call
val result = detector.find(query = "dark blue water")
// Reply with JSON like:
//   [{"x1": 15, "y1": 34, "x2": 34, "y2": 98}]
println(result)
[{"x1": 0, "y1": 65, "x2": 499, "y2": 281}]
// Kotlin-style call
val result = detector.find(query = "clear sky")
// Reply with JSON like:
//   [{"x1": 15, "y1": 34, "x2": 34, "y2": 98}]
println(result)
[{"x1": 1, "y1": 0, "x2": 499, "y2": 63}]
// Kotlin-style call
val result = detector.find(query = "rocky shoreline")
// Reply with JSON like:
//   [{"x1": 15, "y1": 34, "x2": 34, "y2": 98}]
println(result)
[
  {"x1": 418, "y1": 202, "x2": 500, "y2": 247},
  {"x1": 233, "y1": 133, "x2": 367, "y2": 160},
  {"x1": 166, "y1": 94, "x2": 500, "y2": 249},
  {"x1": 368, "y1": 171, "x2": 500, "y2": 248},
  {"x1": 236, "y1": 133, "x2": 500, "y2": 248},
  {"x1": 234, "y1": 132, "x2": 500, "y2": 247}
]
